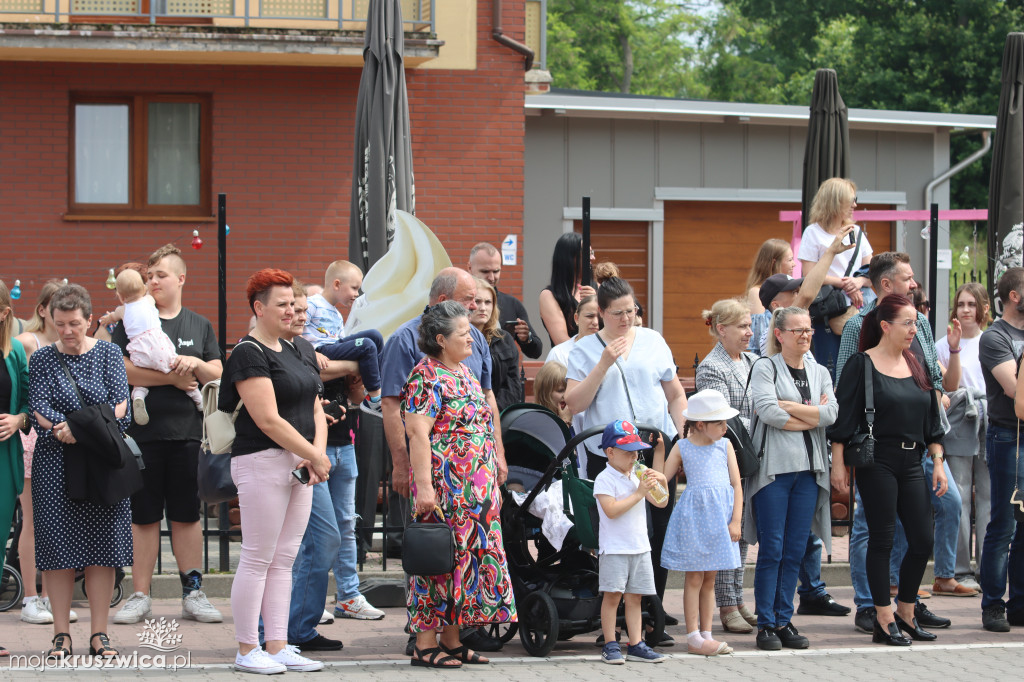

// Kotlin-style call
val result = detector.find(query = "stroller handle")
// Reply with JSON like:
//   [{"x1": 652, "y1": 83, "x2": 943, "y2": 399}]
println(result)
[{"x1": 558, "y1": 423, "x2": 677, "y2": 470}]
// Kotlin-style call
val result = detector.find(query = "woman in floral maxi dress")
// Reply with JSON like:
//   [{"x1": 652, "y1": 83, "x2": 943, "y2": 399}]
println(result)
[{"x1": 402, "y1": 301, "x2": 516, "y2": 668}]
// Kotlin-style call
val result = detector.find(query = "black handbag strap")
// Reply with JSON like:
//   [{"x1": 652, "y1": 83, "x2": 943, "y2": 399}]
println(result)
[
  {"x1": 55, "y1": 349, "x2": 88, "y2": 410},
  {"x1": 747, "y1": 356, "x2": 778, "y2": 455},
  {"x1": 862, "y1": 354, "x2": 876, "y2": 436},
  {"x1": 595, "y1": 332, "x2": 636, "y2": 421},
  {"x1": 842, "y1": 228, "x2": 864, "y2": 278}
]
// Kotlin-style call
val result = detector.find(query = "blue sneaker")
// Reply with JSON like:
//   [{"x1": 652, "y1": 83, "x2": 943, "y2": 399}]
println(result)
[
  {"x1": 626, "y1": 640, "x2": 664, "y2": 663},
  {"x1": 601, "y1": 641, "x2": 624, "y2": 665}
]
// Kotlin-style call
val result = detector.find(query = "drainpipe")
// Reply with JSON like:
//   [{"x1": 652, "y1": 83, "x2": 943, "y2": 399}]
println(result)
[
  {"x1": 492, "y1": 0, "x2": 534, "y2": 71},
  {"x1": 921, "y1": 130, "x2": 991, "y2": 298}
]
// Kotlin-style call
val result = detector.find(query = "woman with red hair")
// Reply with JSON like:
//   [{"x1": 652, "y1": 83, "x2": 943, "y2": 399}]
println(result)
[
  {"x1": 220, "y1": 269, "x2": 332, "y2": 674},
  {"x1": 830, "y1": 294, "x2": 948, "y2": 646}
]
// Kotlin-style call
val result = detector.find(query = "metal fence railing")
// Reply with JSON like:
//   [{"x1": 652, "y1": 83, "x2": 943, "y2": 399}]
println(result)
[{"x1": 0, "y1": 0, "x2": 434, "y2": 32}]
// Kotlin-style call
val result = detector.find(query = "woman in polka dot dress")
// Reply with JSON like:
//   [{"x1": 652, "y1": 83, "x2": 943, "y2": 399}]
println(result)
[
  {"x1": 658, "y1": 389, "x2": 742, "y2": 657},
  {"x1": 28, "y1": 284, "x2": 132, "y2": 661}
]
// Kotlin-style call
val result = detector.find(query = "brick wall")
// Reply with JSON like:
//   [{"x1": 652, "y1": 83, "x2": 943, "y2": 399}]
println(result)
[{"x1": 0, "y1": 0, "x2": 526, "y2": 344}]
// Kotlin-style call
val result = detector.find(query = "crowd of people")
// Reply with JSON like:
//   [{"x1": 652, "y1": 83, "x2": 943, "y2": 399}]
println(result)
[{"x1": 0, "y1": 195, "x2": 1022, "y2": 668}]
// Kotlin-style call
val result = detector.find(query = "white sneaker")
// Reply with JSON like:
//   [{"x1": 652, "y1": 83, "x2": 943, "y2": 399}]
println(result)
[
  {"x1": 133, "y1": 396, "x2": 149, "y2": 425},
  {"x1": 21, "y1": 596, "x2": 53, "y2": 624},
  {"x1": 234, "y1": 646, "x2": 287, "y2": 675},
  {"x1": 320, "y1": 609, "x2": 334, "y2": 625},
  {"x1": 268, "y1": 646, "x2": 324, "y2": 672},
  {"x1": 334, "y1": 594, "x2": 385, "y2": 620},
  {"x1": 182, "y1": 589, "x2": 223, "y2": 623},
  {"x1": 113, "y1": 592, "x2": 153, "y2": 624},
  {"x1": 39, "y1": 597, "x2": 78, "y2": 623},
  {"x1": 959, "y1": 576, "x2": 981, "y2": 591}
]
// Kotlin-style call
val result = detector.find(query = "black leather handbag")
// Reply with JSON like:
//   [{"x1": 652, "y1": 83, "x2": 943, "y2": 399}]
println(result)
[
  {"x1": 402, "y1": 506, "x2": 456, "y2": 577},
  {"x1": 809, "y1": 228, "x2": 863, "y2": 324},
  {"x1": 845, "y1": 356, "x2": 876, "y2": 469}
]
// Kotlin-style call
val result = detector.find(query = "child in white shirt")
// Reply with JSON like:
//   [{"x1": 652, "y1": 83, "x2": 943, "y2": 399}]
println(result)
[
  {"x1": 115, "y1": 269, "x2": 202, "y2": 425},
  {"x1": 593, "y1": 420, "x2": 669, "y2": 665}
]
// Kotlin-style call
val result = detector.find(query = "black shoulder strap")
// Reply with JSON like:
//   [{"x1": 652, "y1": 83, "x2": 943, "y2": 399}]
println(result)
[
  {"x1": 862, "y1": 353, "x2": 876, "y2": 432},
  {"x1": 842, "y1": 228, "x2": 864, "y2": 278},
  {"x1": 595, "y1": 333, "x2": 636, "y2": 420},
  {"x1": 55, "y1": 350, "x2": 87, "y2": 410}
]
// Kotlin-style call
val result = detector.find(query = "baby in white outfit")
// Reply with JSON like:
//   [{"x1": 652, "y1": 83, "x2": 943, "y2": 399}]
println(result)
[{"x1": 115, "y1": 269, "x2": 202, "y2": 425}]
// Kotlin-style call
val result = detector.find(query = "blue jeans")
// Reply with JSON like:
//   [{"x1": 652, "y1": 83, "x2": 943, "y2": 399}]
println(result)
[
  {"x1": 797, "y1": 533, "x2": 827, "y2": 599},
  {"x1": 287, "y1": 444, "x2": 360, "y2": 643},
  {"x1": 753, "y1": 471, "x2": 818, "y2": 629},
  {"x1": 889, "y1": 455, "x2": 960, "y2": 583},
  {"x1": 979, "y1": 425, "x2": 1024, "y2": 613},
  {"x1": 810, "y1": 321, "x2": 840, "y2": 383},
  {"x1": 850, "y1": 488, "x2": 872, "y2": 610},
  {"x1": 318, "y1": 331, "x2": 384, "y2": 392}
]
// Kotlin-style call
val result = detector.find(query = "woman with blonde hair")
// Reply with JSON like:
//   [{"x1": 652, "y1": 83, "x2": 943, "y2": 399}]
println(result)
[
  {"x1": 0, "y1": 279, "x2": 33, "y2": 658},
  {"x1": 694, "y1": 297, "x2": 757, "y2": 633},
  {"x1": 745, "y1": 239, "x2": 795, "y2": 315},
  {"x1": 797, "y1": 177, "x2": 874, "y2": 376},
  {"x1": 13, "y1": 279, "x2": 67, "y2": 627},
  {"x1": 534, "y1": 361, "x2": 571, "y2": 427},
  {"x1": 472, "y1": 278, "x2": 523, "y2": 412}
]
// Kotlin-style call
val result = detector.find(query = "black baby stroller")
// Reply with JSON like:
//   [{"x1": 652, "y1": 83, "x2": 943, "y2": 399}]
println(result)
[{"x1": 498, "y1": 404, "x2": 668, "y2": 656}]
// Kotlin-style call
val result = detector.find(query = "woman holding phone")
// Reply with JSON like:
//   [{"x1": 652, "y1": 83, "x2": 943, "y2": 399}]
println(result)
[{"x1": 220, "y1": 269, "x2": 331, "y2": 674}]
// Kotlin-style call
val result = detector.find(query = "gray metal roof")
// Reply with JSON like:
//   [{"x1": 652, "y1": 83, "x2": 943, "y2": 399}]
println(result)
[{"x1": 525, "y1": 90, "x2": 996, "y2": 131}]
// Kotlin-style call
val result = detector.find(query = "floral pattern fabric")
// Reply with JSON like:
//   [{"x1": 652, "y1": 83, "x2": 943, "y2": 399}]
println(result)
[{"x1": 401, "y1": 357, "x2": 516, "y2": 631}]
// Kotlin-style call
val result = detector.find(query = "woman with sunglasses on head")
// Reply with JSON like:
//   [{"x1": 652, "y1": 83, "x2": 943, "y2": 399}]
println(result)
[
  {"x1": 746, "y1": 307, "x2": 837, "y2": 650},
  {"x1": 830, "y1": 294, "x2": 948, "y2": 646}
]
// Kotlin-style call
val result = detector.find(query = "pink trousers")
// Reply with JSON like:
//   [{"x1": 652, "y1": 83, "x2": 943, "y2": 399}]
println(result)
[{"x1": 230, "y1": 448, "x2": 312, "y2": 645}]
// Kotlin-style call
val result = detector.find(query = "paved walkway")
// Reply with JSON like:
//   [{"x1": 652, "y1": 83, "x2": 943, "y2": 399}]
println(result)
[{"x1": 2, "y1": 585, "x2": 1018, "y2": 675}]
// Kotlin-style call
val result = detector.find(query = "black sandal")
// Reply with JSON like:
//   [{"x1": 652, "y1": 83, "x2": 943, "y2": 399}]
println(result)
[
  {"x1": 90, "y1": 632, "x2": 118, "y2": 658},
  {"x1": 410, "y1": 645, "x2": 462, "y2": 668},
  {"x1": 440, "y1": 643, "x2": 490, "y2": 664},
  {"x1": 47, "y1": 632, "x2": 72, "y2": 660}
]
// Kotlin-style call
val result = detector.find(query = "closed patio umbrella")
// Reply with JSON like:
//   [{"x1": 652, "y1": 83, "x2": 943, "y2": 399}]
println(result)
[
  {"x1": 349, "y1": 0, "x2": 416, "y2": 272},
  {"x1": 988, "y1": 32, "x2": 1024, "y2": 290},
  {"x1": 801, "y1": 68, "x2": 850, "y2": 230}
]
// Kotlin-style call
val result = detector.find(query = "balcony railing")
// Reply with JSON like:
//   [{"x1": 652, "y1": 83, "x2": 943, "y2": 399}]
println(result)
[{"x1": 0, "y1": 0, "x2": 434, "y2": 32}]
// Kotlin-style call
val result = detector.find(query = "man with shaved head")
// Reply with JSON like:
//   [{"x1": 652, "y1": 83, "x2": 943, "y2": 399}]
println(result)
[{"x1": 468, "y1": 242, "x2": 542, "y2": 358}]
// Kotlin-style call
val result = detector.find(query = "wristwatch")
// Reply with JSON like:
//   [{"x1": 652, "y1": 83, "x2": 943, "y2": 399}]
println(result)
[{"x1": 931, "y1": 452, "x2": 944, "y2": 462}]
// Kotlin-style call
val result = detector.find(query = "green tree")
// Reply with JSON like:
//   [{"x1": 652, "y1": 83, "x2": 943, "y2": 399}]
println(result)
[
  {"x1": 699, "y1": 0, "x2": 1024, "y2": 208},
  {"x1": 546, "y1": 1, "x2": 705, "y2": 97}
]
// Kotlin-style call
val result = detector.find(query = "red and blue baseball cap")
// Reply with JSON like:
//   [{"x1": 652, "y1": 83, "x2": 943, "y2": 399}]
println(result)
[{"x1": 600, "y1": 420, "x2": 652, "y2": 451}]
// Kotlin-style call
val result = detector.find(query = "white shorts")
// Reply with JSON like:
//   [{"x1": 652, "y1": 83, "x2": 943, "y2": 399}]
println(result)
[
  {"x1": 599, "y1": 551, "x2": 656, "y2": 595},
  {"x1": 127, "y1": 328, "x2": 178, "y2": 374}
]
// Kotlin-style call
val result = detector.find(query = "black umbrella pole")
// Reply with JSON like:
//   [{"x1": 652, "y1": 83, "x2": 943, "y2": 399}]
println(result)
[
  {"x1": 218, "y1": 193, "x2": 227, "y2": 357},
  {"x1": 929, "y1": 203, "x2": 938, "y2": 332},
  {"x1": 582, "y1": 196, "x2": 592, "y2": 287}
]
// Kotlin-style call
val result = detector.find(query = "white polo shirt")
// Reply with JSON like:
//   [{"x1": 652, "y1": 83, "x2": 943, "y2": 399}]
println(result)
[{"x1": 593, "y1": 465, "x2": 650, "y2": 555}]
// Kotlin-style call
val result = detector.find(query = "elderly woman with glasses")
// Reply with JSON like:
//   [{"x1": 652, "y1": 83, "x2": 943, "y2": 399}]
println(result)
[{"x1": 745, "y1": 307, "x2": 837, "y2": 650}]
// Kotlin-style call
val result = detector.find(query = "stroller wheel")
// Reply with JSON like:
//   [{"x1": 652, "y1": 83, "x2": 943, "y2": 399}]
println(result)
[
  {"x1": 484, "y1": 621, "x2": 519, "y2": 645},
  {"x1": 641, "y1": 594, "x2": 666, "y2": 646},
  {"x1": 0, "y1": 565, "x2": 25, "y2": 612},
  {"x1": 519, "y1": 591, "x2": 559, "y2": 657}
]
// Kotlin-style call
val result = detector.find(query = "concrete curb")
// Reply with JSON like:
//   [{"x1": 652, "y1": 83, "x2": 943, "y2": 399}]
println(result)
[{"x1": 138, "y1": 562, "x2": 941, "y2": 600}]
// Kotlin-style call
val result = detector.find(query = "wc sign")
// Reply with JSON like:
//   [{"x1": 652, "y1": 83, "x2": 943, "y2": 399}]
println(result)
[{"x1": 502, "y1": 234, "x2": 517, "y2": 266}]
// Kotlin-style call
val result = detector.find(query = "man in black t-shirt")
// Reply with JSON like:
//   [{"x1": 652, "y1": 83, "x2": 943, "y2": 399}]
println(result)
[
  {"x1": 978, "y1": 267, "x2": 1024, "y2": 632},
  {"x1": 468, "y1": 242, "x2": 543, "y2": 359},
  {"x1": 110, "y1": 244, "x2": 224, "y2": 625}
]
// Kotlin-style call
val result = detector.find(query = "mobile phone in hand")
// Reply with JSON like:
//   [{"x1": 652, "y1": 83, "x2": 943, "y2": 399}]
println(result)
[
  {"x1": 846, "y1": 230, "x2": 856, "y2": 246},
  {"x1": 323, "y1": 400, "x2": 345, "y2": 420},
  {"x1": 292, "y1": 467, "x2": 310, "y2": 485},
  {"x1": 503, "y1": 320, "x2": 518, "y2": 332}
]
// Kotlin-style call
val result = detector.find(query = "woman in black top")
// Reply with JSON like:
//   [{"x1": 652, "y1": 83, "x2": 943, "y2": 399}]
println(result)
[
  {"x1": 538, "y1": 232, "x2": 597, "y2": 346},
  {"x1": 829, "y1": 294, "x2": 948, "y2": 646},
  {"x1": 472, "y1": 278, "x2": 523, "y2": 411},
  {"x1": 220, "y1": 269, "x2": 331, "y2": 674}
]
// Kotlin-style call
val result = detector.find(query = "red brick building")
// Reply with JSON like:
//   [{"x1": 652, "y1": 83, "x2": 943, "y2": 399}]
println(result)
[{"x1": 0, "y1": 0, "x2": 530, "y2": 342}]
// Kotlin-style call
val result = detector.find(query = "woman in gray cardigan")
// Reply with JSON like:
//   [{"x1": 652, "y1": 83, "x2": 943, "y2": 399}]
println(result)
[{"x1": 745, "y1": 307, "x2": 837, "y2": 651}]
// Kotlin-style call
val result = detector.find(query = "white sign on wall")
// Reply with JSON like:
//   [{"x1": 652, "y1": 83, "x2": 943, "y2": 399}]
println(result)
[{"x1": 502, "y1": 234, "x2": 517, "y2": 266}]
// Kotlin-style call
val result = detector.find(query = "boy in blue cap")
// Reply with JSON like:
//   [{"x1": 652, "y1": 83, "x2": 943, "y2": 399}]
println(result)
[{"x1": 593, "y1": 420, "x2": 669, "y2": 664}]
